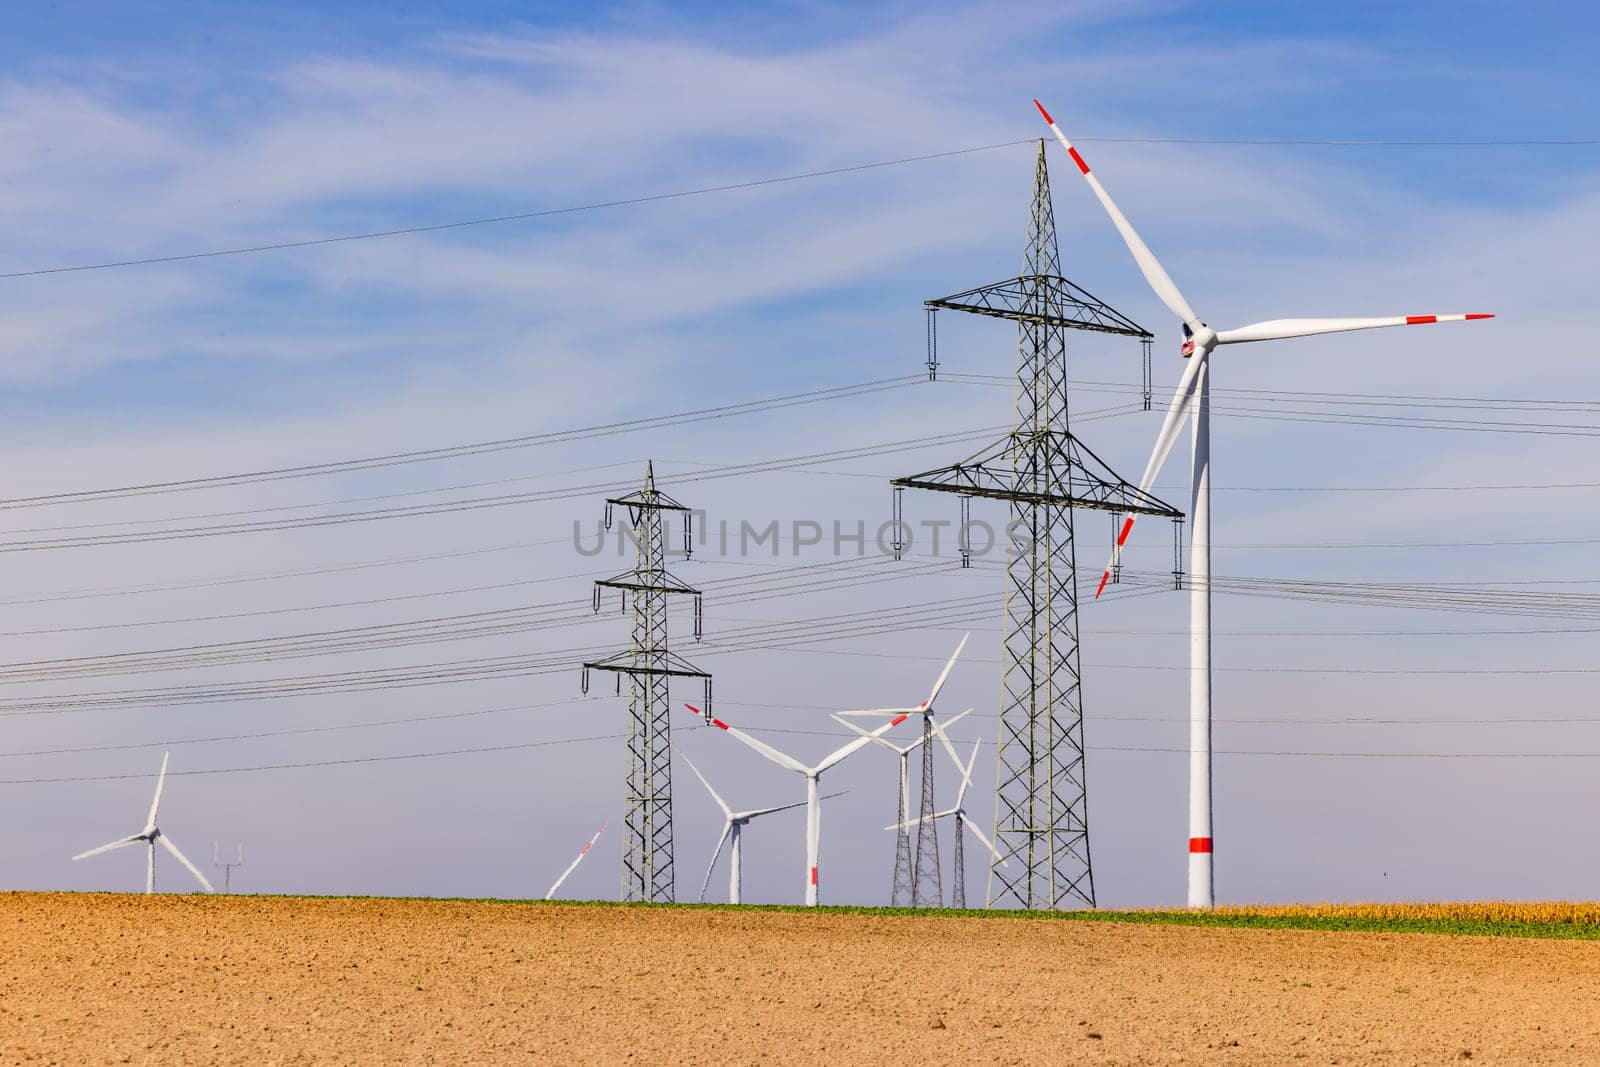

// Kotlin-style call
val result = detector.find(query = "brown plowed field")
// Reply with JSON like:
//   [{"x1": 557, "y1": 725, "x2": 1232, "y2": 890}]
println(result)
[{"x1": 3, "y1": 894, "x2": 1598, "y2": 1064}]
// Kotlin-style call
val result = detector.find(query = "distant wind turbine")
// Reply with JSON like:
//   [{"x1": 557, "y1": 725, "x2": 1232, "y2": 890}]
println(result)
[
  {"x1": 689, "y1": 703, "x2": 908, "y2": 905},
  {"x1": 834, "y1": 707, "x2": 973, "y2": 905},
  {"x1": 546, "y1": 822, "x2": 606, "y2": 900},
  {"x1": 72, "y1": 752, "x2": 213, "y2": 894},
  {"x1": 892, "y1": 736, "x2": 1003, "y2": 908},
  {"x1": 680, "y1": 752, "x2": 841, "y2": 904}
]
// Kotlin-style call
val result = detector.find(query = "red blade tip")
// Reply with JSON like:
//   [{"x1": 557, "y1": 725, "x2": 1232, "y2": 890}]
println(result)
[
  {"x1": 1466, "y1": 313, "x2": 1495, "y2": 320},
  {"x1": 1094, "y1": 570, "x2": 1111, "y2": 599},
  {"x1": 684, "y1": 703, "x2": 700, "y2": 715},
  {"x1": 1033, "y1": 99, "x2": 1054, "y2": 126}
]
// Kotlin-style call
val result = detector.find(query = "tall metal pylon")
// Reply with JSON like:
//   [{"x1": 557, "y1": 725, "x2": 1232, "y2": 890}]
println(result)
[
  {"x1": 891, "y1": 141, "x2": 1183, "y2": 909},
  {"x1": 582, "y1": 461, "x2": 711, "y2": 903},
  {"x1": 910, "y1": 713, "x2": 942, "y2": 906},
  {"x1": 890, "y1": 756, "x2": 915, "y2": 906}
]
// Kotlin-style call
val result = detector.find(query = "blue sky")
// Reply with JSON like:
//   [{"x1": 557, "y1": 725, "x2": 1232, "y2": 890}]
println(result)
[{"x1": 0, "y1": 1, "x2": 1597, "y2": 907}]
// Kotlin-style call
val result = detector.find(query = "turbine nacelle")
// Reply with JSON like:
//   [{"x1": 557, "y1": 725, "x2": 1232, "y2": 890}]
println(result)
[
  {"x1": 1180, "y1": 323, "x2": 1216, "y2": 358},
  {"x1": 71, "y1": 752, "x2": 213, "y2": 894}
]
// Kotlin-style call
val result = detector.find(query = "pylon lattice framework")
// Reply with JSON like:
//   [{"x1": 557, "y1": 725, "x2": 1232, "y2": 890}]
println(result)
[
  {"x1": 582, "y1": 461, "x2": 711, "y2": 903},
  {"x1": 910, "y1": 713, "x2": 943, "y2": 907},
  {"x1": 891, "y1": 141, "x2": 1182, "y2": 910},
  {"x1": 890, "y1": 752, "x2": 915, "y2": 906}
]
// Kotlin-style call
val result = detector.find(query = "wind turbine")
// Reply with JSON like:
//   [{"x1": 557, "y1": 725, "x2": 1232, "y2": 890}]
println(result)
[
  {"x1": 688, "y1": 703, "x2": 909, "y2": 905},
  {"x1": 832, "y1": 708, "x2": 973, "y2": 906},
  {"x1": 1034, "y1": 99, "x2": 1493, "y2": 908},
  {"x1": 680, "y1": 752, "x2": 841, "y2": 904},
  {"x1": 892, "y1": 737, "x2": 1002, "y2": 908},
  {"x1": 72, "y1": 752, "x2": 213, "y2": 894},
  {"x1": 835, "y1": 634, "x2": 970, "y2": 905},
  {"x1": 545, "y1": 822, "x2": 606, "y2": 900}
]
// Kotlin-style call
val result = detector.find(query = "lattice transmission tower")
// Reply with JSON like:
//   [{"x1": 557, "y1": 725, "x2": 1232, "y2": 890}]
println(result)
[
  {"x1": 910, "y1": 713, "x2": 942, "y2": 906},
  {"x1": 582, "y1": 461, "x2": 711, "y2": 903},
  {"x1": 891, "y1": 141, "x2": 1183, "y2": 909},
  {"x1": 889, "y1": 736, "x2": 918, "y2": 907}
]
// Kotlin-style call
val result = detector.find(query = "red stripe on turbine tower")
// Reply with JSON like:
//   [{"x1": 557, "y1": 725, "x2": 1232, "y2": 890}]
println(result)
[
  {"x1": 810, "y1": 866, "x2": 818, "y2": 885},
  {"x1": 1189, "y1": 837, "x2": 1213, "y2": 854}
]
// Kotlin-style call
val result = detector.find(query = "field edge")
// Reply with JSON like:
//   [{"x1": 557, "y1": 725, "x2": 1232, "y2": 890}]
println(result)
[{"x1": 11, "y1": 891, "x2": 1600, "y2": 940}]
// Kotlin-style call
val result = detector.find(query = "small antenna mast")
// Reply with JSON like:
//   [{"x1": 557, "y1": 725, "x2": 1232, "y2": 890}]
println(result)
[{"x1": 213, "y1": 841, "x2": 244, "y2": 893}]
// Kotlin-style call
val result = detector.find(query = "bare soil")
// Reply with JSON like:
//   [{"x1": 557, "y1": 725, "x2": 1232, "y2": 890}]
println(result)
[{"x1": 3, "y1": 894, "x2": 1598, "y2": 1064}]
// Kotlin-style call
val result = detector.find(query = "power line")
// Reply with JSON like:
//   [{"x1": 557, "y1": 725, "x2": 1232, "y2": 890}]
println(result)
[
  {"x1": 947, "y1": 373, "x2": 1600, "y2": 412},
  {"x1": 0, "y1": 696, "x2": 602, "y2": 758},
  {"x1": 0, "y1": 733, "x2": 624, "y2": 785},
  {"x1": 0, "y1": 376, "x2": 923, "y2": 509},
  {"x1": 0, "y1": 140, "x2": 1041, "y2": 281},
  {"x1": 1078, "y1": 137, "x2": 1600, "y2": 147},
  {"x1": 9, "y1": 730, "x2": 1600, "y2": 787},
  {"x1": 0, "y1": 420, "x2": 1009, "y2": 552},
  {"x1": 0, "y1": 537, "x2": 567, "y2": 608},
  {"x1": 10, "y1": 132, "x2": 1589, "y2": 284}
]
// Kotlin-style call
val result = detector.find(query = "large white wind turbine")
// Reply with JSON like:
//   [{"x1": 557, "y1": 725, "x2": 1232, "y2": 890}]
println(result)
[
  {"x1": 1034, "y1": 99, "x2": 1492, "y2": 907},
  {"x1": 680, "y1": 753, "x2": 841, "y2": 904},
  {"x1": 688, "y1": 703, "x2": 909, "y2": 906},
  {"x1": 72, "y1": 752, "x2": 214, "y2": 894},
  {"x1": 545, "y1": 822, "x2": 606, "y2": 900}
]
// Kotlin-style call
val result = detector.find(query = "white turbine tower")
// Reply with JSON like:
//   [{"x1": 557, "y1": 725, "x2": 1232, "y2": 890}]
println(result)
[
  {"x1": 680, "y1": 753, "x2": 841, "y2": 904},
  {"x1": 689, "y1": 703, "x2": 909, "y2": 906},
  {"x1": 72, "y1": 752, "x2": 213, "y2": 894},
  {"x1": 545, "y1": 822, "x2": 606, "y2": 900},
  {"x1": 1034, "y1": 99, "x2": 1493, "y2": 908}
]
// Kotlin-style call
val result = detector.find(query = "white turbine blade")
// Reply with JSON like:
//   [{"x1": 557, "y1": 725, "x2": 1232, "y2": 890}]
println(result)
[
  {"x1": 546, "y1": 822, "x2": 606, "y2": 900},
  {"x1": 962, "y1": 817, "x2": 1007, "y2": 866},
  {"x1": 834, "y1": 706, "x2": 920, "y2": 718},
  {"x1": 921, "y1": 633, "x2": 970, "y2": 711},
  {"x1": 887, "y1": 807, "x2": 958, "y2": 832},
  {"x1": 929, "y1": 708, "x2": 974, "y2": 774},
  {"x1": 698, "y1": 822, "x2": 732, "y2": 904},
  {"x1": 815, "y1": 713, "x2": 910, "y2": 774},
  {"x1": 145, "y1": 752, "x2": 170, "y2": 832},
  {"x1": 1035, "y1": 99, "x2": 1200, "y2": 327},
  {"x1": 1216, "y1": 313, "x2": 1493, "y2": 345},
  {"x1": 954, "y1": 740, "x2": 982, "y2": 809},
  {"x1": 72, "y1": 834, "x2": 143, "y2": 861},
  {"x1": 830, "y1": 713, "x2": 905, "y2": 754},
  {"x1": 680, "y1": 753, "x2": 733, "y2": 818},
  {"x1": 738, "y1": 790, "x2": 843, "y2": 821},
  {"x1": 1092, "y1": 351, "x2": 1207, "y2": 599},
  {"x1": 158, "y1": 834, "x2": 214, "y2": 893},
  {"x1": 697, "y1": 706, "x2": 808, "y2": 774}
]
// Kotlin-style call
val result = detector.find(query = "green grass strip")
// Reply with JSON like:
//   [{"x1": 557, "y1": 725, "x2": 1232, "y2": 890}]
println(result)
[{"x1": 31, "y1": 891, "x2": 1600, "y2": 941}]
